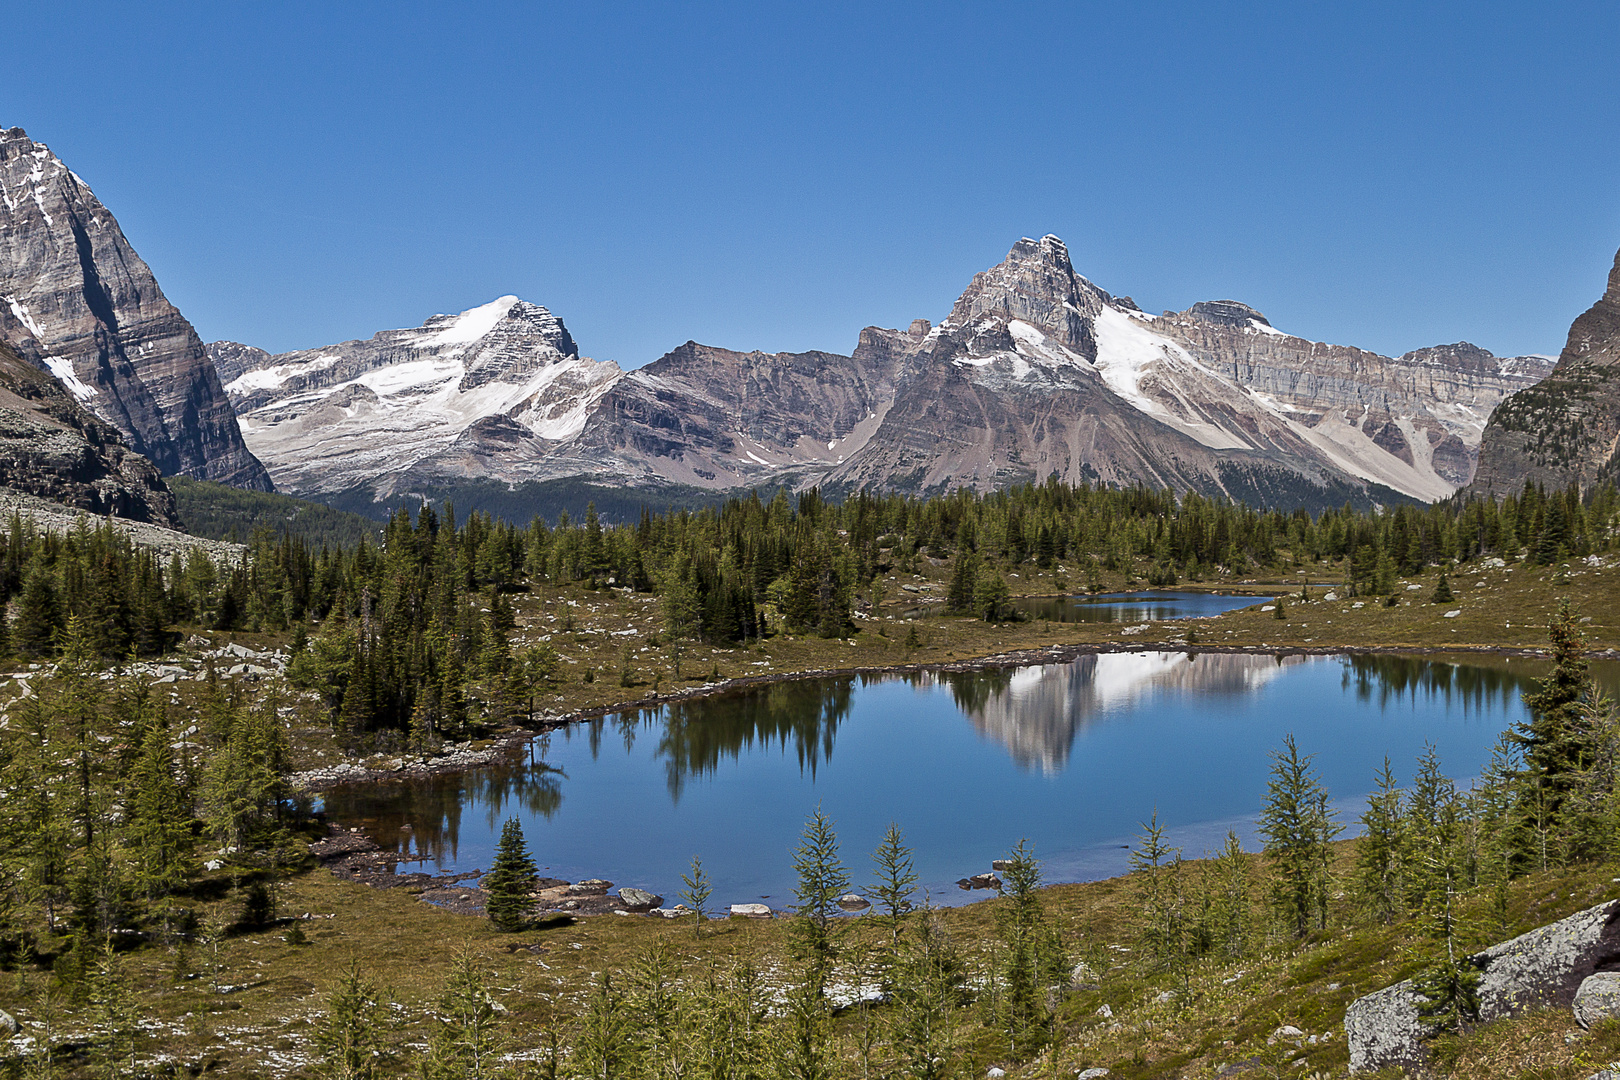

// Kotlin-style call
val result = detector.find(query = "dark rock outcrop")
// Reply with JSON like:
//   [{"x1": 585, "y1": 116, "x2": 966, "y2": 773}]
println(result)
[
  {"x1": 0, "y1": 127, "x2": 270, "y2": 490},
  {"x1": 0, "y1": 340, "x2": 178, "y2": 526},
  {"x1": 1471, "y1": 245, "x2": 1620, "y2": 496}
]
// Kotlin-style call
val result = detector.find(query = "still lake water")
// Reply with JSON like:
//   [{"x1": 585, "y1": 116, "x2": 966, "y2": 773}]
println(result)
[
  {"x1": 1013, "y1": 591, "x2": 1270, "y2": 623},
  {"x1": 323, "y1": 652, "x2": 1587, "y2": 909}
]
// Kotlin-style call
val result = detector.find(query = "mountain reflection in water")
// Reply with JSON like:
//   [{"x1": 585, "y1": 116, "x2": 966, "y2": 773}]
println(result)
[
  {"x1": 321, "y1": 651, "x2": 1579, "y2": 889},
  {"x1": 948, "y1": 652, "x2": 1311, "y2": 773}
]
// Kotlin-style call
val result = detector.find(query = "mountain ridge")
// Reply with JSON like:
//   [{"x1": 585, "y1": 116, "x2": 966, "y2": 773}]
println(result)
[{"x1": 216, "y1": 234, "x2": 1554, "y2": 517}]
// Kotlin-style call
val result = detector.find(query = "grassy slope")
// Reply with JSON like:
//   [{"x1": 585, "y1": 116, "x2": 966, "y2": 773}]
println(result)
[{"x1": 5, "y1": 843, "x2": 1616, "y2": 1078}]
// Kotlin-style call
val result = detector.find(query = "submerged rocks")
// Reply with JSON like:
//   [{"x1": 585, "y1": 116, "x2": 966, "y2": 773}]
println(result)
[
  {"x1": 1347, "y1": 899, "x2": 1620, "y2": 1072},
  {"x1": 957, "y1": 873, "x2": 1002, "y2": 891}
]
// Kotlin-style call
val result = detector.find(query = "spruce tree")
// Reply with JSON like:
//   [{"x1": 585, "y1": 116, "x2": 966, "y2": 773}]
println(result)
[
  {"x1": 484, "y1": 818, "x2": 537, "y2": 931},
  {"x1": 1259, "y1": 734, "x2": 1342, "y2": 938},
  {"x1": 789, "y1": 807, "x2": 849, "y2": 996},
  {"x1": 1513, "y1": 599, "x2": 1593, "y2": 857},
  {"x1": 1431, "y1": 572, "x2": 1454, "y2": 604},
  {"x1": 313, "y1": 960, "x2": 391, "y2": 1080}
]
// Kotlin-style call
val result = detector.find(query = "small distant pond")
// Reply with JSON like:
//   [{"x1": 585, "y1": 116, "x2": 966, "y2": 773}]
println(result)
[
  {"x1": 1013, "y1": 590, "x2": 1272, "y2": 623},
  {"x1": 323, "y1": 652, "x2": 1605, "y2": 911}
]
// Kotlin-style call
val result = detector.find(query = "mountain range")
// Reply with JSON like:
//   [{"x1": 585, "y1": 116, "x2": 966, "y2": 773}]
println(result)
[
  {"x1": 214, "y1": 235, "x2": 1552, "y2": 516},
  {"x1": 0, "y1": 124, "x2": 1579, "y2": 524}
]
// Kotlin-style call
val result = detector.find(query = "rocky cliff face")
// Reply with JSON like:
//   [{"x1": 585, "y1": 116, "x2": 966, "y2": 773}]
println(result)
[
  {"x1": 0, "y1": 127, "x2": 270, "y2": 490},
  {"x1": 1470, "y1": 246, "x2": 1620, "y2": 496},
  {"x1": 0, "y1": 339, "x2": 178, "y2": 526},
  {"x1": 219, "y1": 234, "x2": 1555, "y2": 515}
]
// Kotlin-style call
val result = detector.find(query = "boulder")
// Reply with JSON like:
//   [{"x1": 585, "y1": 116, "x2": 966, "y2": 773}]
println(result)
[
  {"x1": 1069, "y1": 962, "x2": 1100, "y2": 989},
  {"x1": 992, "y1": 859, "x2": 1014, "y2": 872},
  {"x1": 730, "y1": 903, "x2": 772, "y2": 918},
  {"x1": 1077, "y1": 1071, "x2": 1110, "y2": 1079},
  {"x1": 838, "y1": 893, "x2": 871, "y2": 912},
  {"x1": 0, "y1": 1008, "x2": 15, "y2": 1035},
  {"x1": 1347, "y1": 899, "x2": 1620, "y2": 1072},
  {"x1": 616, "y1": 887, "x2": 662, "y2": 912},
  {"x1": 568, "y1": 879, "x2": 612, "y2": 896},
  {"x1": 650, "y1": 905, "x2": 692, "y2": 919},
  {"x1": 1575, "y1": 972, "x2": 1620, "y2": 1029}
]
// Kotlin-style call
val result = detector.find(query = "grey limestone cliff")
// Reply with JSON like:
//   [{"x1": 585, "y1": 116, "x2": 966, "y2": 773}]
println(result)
[{"x1": 0, "y1": 127, "x2": 270, "y2": 491}]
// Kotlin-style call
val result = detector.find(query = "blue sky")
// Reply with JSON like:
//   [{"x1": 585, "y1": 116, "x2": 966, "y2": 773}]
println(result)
[{"x1": 5, "y1": 1, "x2": 1618, "y2": 366}]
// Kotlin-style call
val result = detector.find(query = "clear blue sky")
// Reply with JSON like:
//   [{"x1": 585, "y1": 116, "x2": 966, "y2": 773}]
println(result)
[{"x1": 5, "y1": 1, "x2": 1618, "y2": 366}]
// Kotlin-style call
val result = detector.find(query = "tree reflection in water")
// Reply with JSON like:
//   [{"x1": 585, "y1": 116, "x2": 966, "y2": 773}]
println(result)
[
  {"x1": 645, "y1": 678, "x2": 856, "y2": 801},
  {"x1": 321, "y1": 748, "x2": 564, "y2": 869}
]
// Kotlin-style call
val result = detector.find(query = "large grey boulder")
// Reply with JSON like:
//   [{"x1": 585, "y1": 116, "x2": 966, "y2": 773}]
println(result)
[
  {"x1": 616, "y1": 887, "x2": 662, "y2": 912},
  {"x1": 1575, "y1": 972, "x2": 1620, "y2": 1029},
  {"x1": 0, "y1": 1007, "x2": 15, "y2": 1035},
  {"x1": 1348, "y1": 899, "x2": 1620, "y2": 1072}
]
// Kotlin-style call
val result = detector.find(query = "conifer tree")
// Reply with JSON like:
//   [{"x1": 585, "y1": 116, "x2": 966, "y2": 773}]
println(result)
[
  {"x1": 996, "y1": 839, "x2": 1058, "y2": 1058},
  {"x1": 680, "y1": 854, "x2": 712, "y2": 936},
  {"x1": 1431, "y1": 572, "x2": 1454, "y2": 604},
  {"x1": 1259, "y1": 734, "x2": 1342, "y2": 938},
  {"x1": 484, "y1": 818, "x2": 537, "y2": 932},
  {"x1": 1357, "y1": 757, "x2": 1406, "y2": 924},
  {"x1": 313, "y1": 960, "x2": 391, "y2": 1080},
  {"x1": 1131, "y1": 812, "x2": 1188, "y2": 980},
  {"x1": 421, "y1": 945, "x2": 505, "y2": 1080},
  {"x1": 574, "y1": 972, "x2": 639, "y2": 1080},
  {"x1": 869, "y1": 822, "x2": 918, "y2": 974},
  {"x1": 789, "y1": 807, "x2": 849, "y2": 996}
]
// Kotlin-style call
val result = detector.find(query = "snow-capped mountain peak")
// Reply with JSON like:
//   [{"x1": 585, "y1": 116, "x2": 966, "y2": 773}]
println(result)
[{"x1": 216, "y1": 297, "x2": 620, "y2": 496}]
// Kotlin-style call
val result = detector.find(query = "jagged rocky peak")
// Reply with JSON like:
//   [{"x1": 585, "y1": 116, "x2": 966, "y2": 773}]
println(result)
[
  {"x1": 1188, "y1": 300, "x2": 1271, "y2": 328},
  {"x1": 944, "y1": 234, "x2": 1109, "y2": 358},
  {"x1": 217, "y1": 294, "x2": 623, "y2": 497},
  {"x1": 1470, "y1": 245, "x2": 1620, "y2": 496},
  {"x1": 206, "y1": 341, "x2": 274, "y2": 386},
  {"x1": 0, "y1": 127, "x2": 272, "y2": 491},
  {"x1": 454, "y1": 297, "x2": 581, "y2": 390}
]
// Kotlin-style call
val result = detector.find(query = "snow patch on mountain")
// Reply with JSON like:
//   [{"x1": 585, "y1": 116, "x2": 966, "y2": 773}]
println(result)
[{"x1": 220, "y1": 298, "x2": 623, "y2": 495}]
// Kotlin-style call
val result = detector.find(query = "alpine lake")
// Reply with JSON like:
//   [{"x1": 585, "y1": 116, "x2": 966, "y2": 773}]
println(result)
[{"x1": 322, "y1": 592, "x2": 1615, "y2": 911}]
